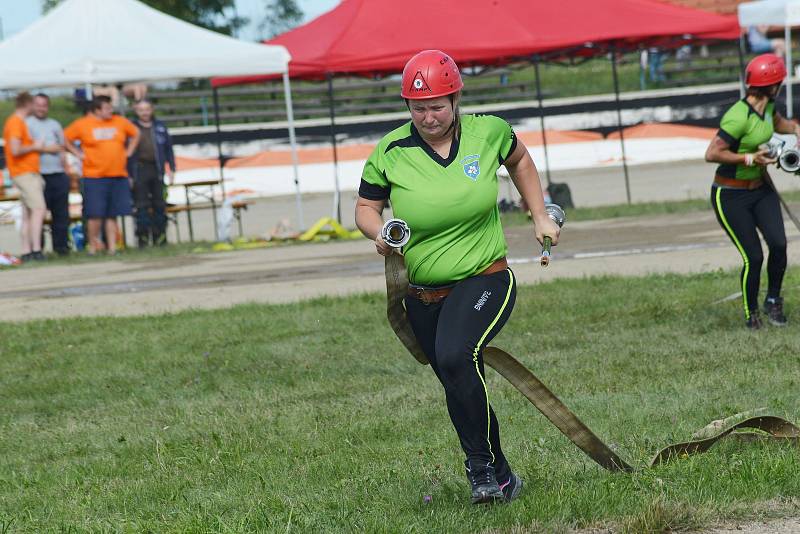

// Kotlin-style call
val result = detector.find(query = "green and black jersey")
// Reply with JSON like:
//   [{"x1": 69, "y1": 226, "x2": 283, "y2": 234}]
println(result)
[
  {"x1": 716, "y1": 99, "x2": 775, "y2": 180},
  {"x1": 359, "y1": 114, "x2": 517, "y2": 286}
]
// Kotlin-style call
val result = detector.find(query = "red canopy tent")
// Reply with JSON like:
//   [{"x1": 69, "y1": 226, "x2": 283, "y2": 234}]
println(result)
[
  {"x1": 215, "y1": 0, "x2": 738, "y2": 84},
  {"x1": 213, "y1": 0, "x2": 740, "y2": 216}
]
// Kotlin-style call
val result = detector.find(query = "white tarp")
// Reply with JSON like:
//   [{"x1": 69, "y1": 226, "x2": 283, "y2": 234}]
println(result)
[
  {"x1": 0, "y1": 0, "x2": 291, "y2": 89},
  {"x1": 738, "y1": 0, "x2": 800, "y2": 26},
  {"x1": 0, "y1": 0, "x2": 305, "y2": 228},
  {"x1": 738, "y1": 0, "x2": 799, "y2": 116}
]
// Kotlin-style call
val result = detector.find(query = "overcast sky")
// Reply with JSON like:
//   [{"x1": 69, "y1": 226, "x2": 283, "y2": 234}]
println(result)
[{"x1": 0, "y1": 0, "x2": 339, "y2": 41}]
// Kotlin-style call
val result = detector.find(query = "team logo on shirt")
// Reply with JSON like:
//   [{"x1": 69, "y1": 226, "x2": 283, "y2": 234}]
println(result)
[
  {"x1": 461, "y1": 154, "x2": 480, "y2": 181},
  {"x1": 92, "y1": 127, "x2": 117, "y2": 141}
]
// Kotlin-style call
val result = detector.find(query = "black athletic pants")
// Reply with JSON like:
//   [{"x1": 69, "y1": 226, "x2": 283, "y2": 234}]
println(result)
[
  {"x1": 43, "y1": 172, "x2": 70, "y2": 254},
  {"x1": 133, "y1": 162, "x2": 167, "y2": 244},
  {"x1": 404, "y1": 268, "x2": 516, "y2": 483},
  {"x1": 711, "y1": 184, "x2": 787, "y2": 320}
]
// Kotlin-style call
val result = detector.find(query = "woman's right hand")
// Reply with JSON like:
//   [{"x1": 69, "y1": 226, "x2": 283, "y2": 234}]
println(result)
[
  {"x1": 375, "y1": 235, "x2": 393, "y2": 257},
  {"x1": 753, "y1": 148, "x2": 777, "y2": 166}
]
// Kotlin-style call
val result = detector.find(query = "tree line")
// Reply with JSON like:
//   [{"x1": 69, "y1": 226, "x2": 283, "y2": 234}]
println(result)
[{"x1": 42, "y1": 0, "x2": 304, "y2": 39}]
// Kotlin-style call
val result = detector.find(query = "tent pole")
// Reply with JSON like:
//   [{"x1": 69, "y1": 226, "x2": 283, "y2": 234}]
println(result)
[
  {"x1": 116, "y1": 83, "x2": 125, "y2": 116},
  {"x1": 738, "y1": 35, "x2": 747, "y2": 98},
  {"x1": 786, "y1": 24, "x2": 794, "y2": 118},
  {"x1": 533, "y1": 55, "x2": 552, "y2": 188},
  {"x1": 327, "y1": 73, "x2": 342, "y2": 223},
  {"x1": 282, "y1": 73, "x2": 304, "y2": 230},
  {"x1": 610, "y1": 47, "x2": 632, "y2": 205},
  {"x1": 212, "y1": 87, "x2": 227, "y2": 200}
]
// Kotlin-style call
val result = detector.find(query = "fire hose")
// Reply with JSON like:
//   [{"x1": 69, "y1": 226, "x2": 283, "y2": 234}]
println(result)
[{"x1": 381, "y1": 207, "x2": 799, "y2": 471}]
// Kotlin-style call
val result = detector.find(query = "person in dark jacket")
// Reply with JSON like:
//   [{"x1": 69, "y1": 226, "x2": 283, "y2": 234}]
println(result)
[{"x1": 129, "y1": 100, "x2": 176, "y2": 247}]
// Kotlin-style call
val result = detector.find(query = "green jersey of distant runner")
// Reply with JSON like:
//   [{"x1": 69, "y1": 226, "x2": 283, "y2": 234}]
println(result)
[
  {"x1": 359, "y1": 114, "x2": 517, "y2": 286},
  {"x1": 716, "y1": 99, "x2": 775, "y2": 181}
]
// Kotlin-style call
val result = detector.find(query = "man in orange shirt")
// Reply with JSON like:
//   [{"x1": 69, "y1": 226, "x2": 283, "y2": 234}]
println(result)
[
  {"x1": 65, "y1": 96, "x2": 140, "y2": 254},
  {"x1": 3, "y1": 92, "x2": 61, "y2": 261}
]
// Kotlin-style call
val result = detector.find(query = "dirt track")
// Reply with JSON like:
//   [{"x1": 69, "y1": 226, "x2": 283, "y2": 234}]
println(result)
[{"x1": 2, "y1": 207, "x2": 799, "y2": 322}]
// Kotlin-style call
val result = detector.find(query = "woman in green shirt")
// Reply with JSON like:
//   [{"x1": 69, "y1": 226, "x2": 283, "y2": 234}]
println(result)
[
  {"x1": 355, "y1": 50, "x2": 559, "y2": 504},
  {"x1": 705, "y1": 53, "x2": 798, "y2": 329}
]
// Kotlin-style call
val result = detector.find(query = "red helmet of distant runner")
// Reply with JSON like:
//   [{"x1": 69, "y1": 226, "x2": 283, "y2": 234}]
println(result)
[
  {"x1": 401, "y1": 50, "x2": 464, "y2": 100},
  {"x1": 745, "y1": 53, "x2": 787, "y2": 87}
]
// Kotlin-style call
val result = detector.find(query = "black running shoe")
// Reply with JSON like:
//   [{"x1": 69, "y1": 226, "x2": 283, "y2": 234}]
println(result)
[
  {"x1": 31, "y1": 251, "x2": 46, "y2": 261},
  {"x1": 746, "y1": 310, "x2": 763, "y2": 330},
  {"x1": 499, "y1": 472, "x2": 524, "y2": 502},
  {"x1": 466, "y1": 461, "x2": 504, "y2": 504},
  {"x1": 764, "y1": 297, "x2": 787, "y2": 327}
]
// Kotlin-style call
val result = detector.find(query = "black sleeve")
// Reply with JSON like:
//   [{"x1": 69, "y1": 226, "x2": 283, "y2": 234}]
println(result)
[
  {"x1": 716, "y1": 128, "x2": 736, "y2": 145},
  {"x1": 358, "y1": 179, "x2": 390, "y2": 200},
  {"x1": 499, "y1": 131, "x2": 518, "y2": 165}
]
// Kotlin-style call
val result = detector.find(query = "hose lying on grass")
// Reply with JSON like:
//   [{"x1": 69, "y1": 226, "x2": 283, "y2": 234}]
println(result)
[{"x1": 384, "y1": 253, "x2": 800, "y2": 472}]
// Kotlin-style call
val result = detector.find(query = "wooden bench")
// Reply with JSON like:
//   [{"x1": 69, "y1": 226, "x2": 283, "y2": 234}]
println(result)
[
  {"x1": 660, "y1": 74, "x2": 740, "y2": 88},
  {"x1": 661, "y1": 62, "x2": 742, "y2": 76},
  {"x1": 43, "y1": 210, "x2": 132, "y2": 251},
  {"x1": 166, "y1": 200, "x2": 253, "y2": 242}
]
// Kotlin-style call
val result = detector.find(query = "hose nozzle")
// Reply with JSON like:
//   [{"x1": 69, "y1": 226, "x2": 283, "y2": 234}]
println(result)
[
  {"x1": 541, "y1": 203, "x2": 566, "y2": 267},
  {"x1": 381, "y1": 218, "x2": 411, "y2": 249}
]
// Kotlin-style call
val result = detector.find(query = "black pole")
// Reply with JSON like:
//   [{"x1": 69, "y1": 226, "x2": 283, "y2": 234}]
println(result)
[
  {"x1": 610, "y1": 47, "x2": 632, "y2": 205},
  {"x1": 737, "y1": 35, "x2": 747, "y2": 98},
  {"x1": 212, "y1": 87, "x2": 226, "y2": 199},
  {"x1": 327, "y1": 73, "x2": 342, "y2": 223},
  {"x1": 533, "y1": 55, "x2": 552, "y2": 187}
]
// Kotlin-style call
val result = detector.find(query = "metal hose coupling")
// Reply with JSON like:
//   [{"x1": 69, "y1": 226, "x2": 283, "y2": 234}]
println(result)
[
  {"x1": 381, "y1": 218, "x2": 411, "y2": 249},
  {"x1": 541, "y1": 203, "x2": 566, "y2": 267},
  {"x1": 760, "y1": 138, "x2": 800, "y2": 173},
  {"x1": 779, "y1": 148, "x2": 800, "y2": 173}
]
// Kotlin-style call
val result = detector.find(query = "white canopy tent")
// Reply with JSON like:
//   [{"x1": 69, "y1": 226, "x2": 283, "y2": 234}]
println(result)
[
  {"x1": 0, "y1": 0, "x2": 304, "y2": 227},
  {"x1": 739, "y1": 0, "x2": 800, "y2": 117}
]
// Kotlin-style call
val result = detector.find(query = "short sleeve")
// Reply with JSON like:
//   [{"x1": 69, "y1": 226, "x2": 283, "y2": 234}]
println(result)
[
  {"x1": 7, "y1": 118, "x2": 24, "y2": 141},
  {"x1": 64, "y1": 120, "x2": 80, "y2": 143},
  {"x1": 122, "y1": 118, "x2": 138, "y2": 137},
  {"x1": 359, "y1": 145, "x2": 390, "y2": 200},
  {"x1": 498, "y1": 120, "x2": 517, "y2": 164},
  {"x1": 718, "y1": 104, "x2": 746, "y2": 145}
]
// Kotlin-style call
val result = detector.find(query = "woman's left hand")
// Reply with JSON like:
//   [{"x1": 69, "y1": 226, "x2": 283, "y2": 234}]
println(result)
[{"x1": 534, "y1": 215, "x2": 560, "y2": 247}]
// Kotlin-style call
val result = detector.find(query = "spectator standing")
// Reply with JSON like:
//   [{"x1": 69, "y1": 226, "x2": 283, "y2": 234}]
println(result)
[
  {"x1": 3, "y1": 92, "x2": 58, "y2": 261},
  {"x1": 748, "y1": 26, "x2": 786, "y2": 58},
  {"x1": 129, "y1": 100, "x2": 175, "y2": 247},
  {"x1": 26, "y1": 93, "x2": 74, "y2": 256},
  {"x1": 64, "y1": 96, "x2": 140, "y2": 255}
]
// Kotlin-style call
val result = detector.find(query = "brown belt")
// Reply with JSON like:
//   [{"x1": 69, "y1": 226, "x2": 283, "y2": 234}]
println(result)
[
  {"x1": 407, "y1": 257, "x2": 508, "y2": 305},
  {"x1": 714, "y1": 176, "x2": 764, "y2": 190}
]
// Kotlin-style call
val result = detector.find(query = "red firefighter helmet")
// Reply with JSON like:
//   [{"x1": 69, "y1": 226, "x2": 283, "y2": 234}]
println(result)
[
  {"x1": 401, "y1": 50, "x2": 464, "y2": 100},
  {"x1": 745, "y1": 53, "x2": 787, "y2": 87}
]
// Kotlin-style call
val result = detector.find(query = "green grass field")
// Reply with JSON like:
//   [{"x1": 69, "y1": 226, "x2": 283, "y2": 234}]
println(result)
[{"x1": 2, "y1": 267, "x2": 800, "y2": 532}]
